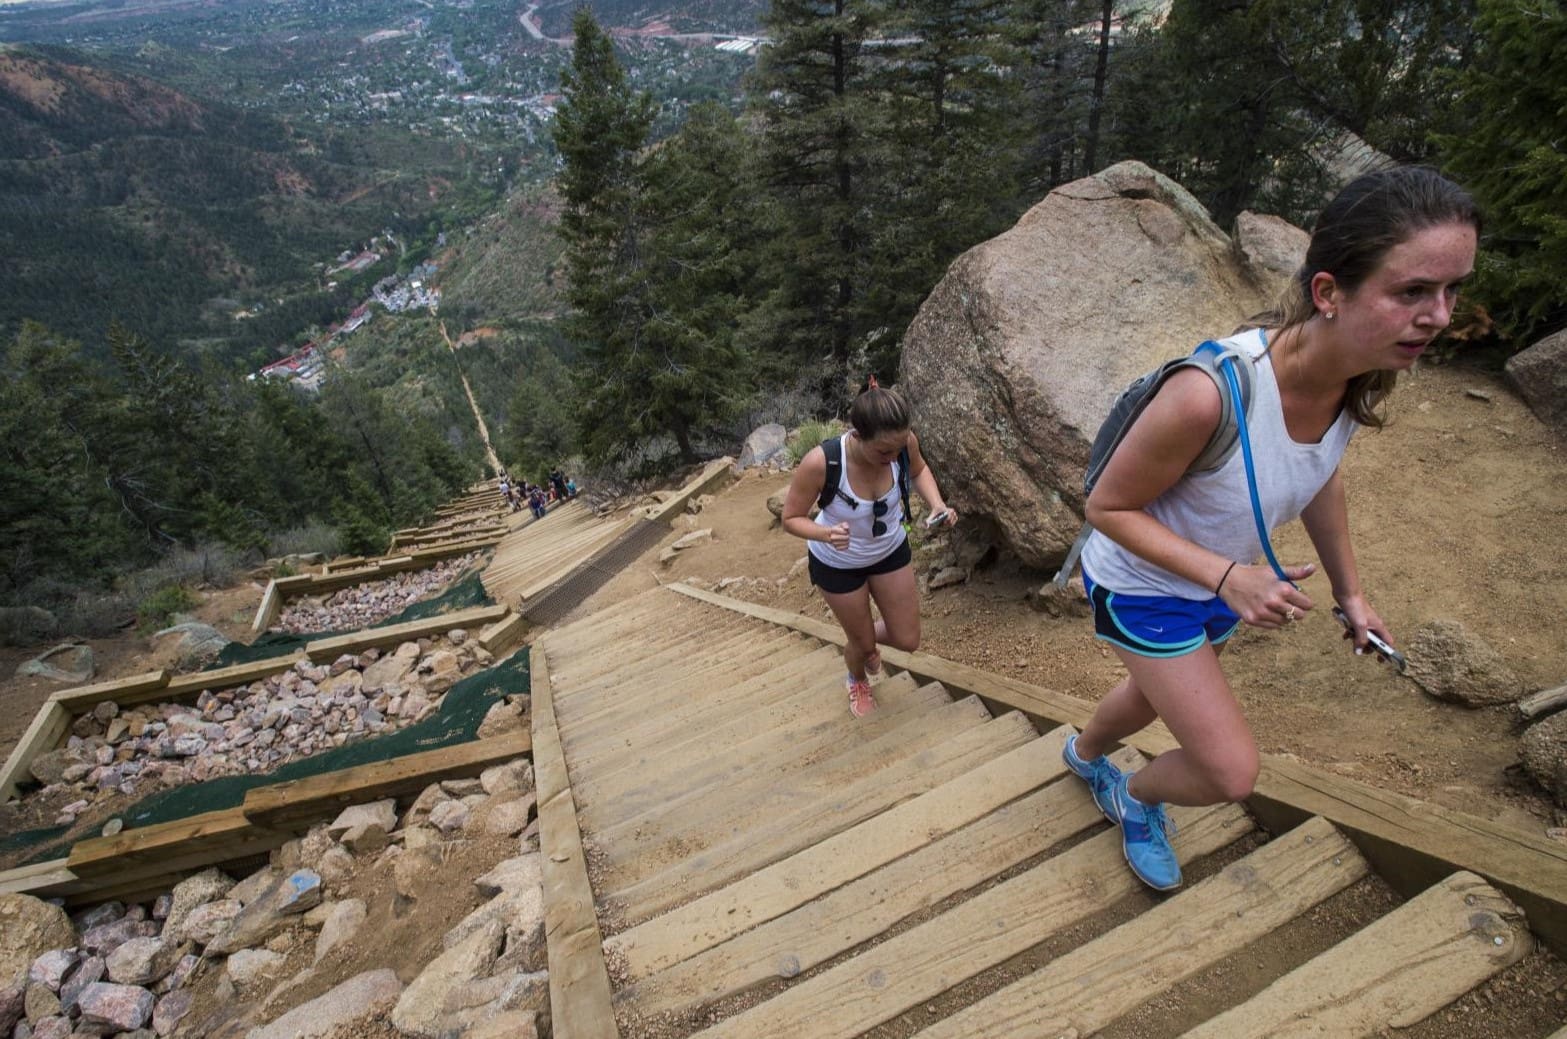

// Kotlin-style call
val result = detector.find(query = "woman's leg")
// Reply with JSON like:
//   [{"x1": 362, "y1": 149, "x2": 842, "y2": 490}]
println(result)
[
  {"x1": 818, "y1": 583, "x2": 877, "y2": 682},
  {"x1": 1111, "y1": 643, "x2": 1258, "y2": 807},
  {"x1": 866, "y1": 564, "x2": 920, "y2": 654}
]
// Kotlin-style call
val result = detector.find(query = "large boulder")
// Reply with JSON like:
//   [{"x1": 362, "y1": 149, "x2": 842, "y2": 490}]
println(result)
[
  {"x1": 1520, "y1": 711, "x2": 1567, "y2": 808},
  {"x1": 737, "y1": 423, "x2": 788, "y2": 470},
  {"x1": 1504, "y1": 327, "x2": 1567, "y2": 436},
  {"x1": 0, "y1": 895, "x2": 75, "y2": 989},
  {"x1": 898, "y1": 161, "x2": 1299, "y2": 569},
  {"x1": 1405, "y1": 619, "x2": 1525, "y2": 707}
]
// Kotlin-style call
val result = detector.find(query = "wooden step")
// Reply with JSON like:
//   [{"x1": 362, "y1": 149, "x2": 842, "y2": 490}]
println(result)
[
  {"x1": 1182, "y1": 870, "x2": 1528, "y2": 1038},
  {"x1": 622, "y1": 747, "x2": 1135, "y2": 1015},
  {"x1": 608, "y1": 728, "x2": 1075, "y2": 981},
  {"x1": 906, "y1": 815, "x2": 1367, "y2": 1039},
  {"x1": 605, "y1": 711, "x2": 1040, "y2": 924},
  {"x1": 618, "y1": 747, "x2": 1147, "y2": 1021},
  {"x1": 585, "y1": 674, "x2": 946, "y2": 834},
  {"x1": 593, "y1": 692, "x2": 997, "y2": 886}
]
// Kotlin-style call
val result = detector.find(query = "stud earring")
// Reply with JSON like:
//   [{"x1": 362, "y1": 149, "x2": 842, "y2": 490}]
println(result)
[{"x1": 1324, "y1": 311, "x2": 1336, "y2": 321}]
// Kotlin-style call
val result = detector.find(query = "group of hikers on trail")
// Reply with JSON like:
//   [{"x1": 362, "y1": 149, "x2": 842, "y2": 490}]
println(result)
[
  {"x1": 781, "y1": 166, "x2": 1480, "y2": 894},
  {"x1": 498, "y1": 468, "x2": 578, "y2": 519}
]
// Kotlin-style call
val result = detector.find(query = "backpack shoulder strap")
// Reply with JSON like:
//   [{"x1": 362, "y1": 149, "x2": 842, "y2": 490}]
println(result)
[
  {"x1": 817, "y1": 435, "x2": 843, "y2": 512},
  {"x1": 896, "y1": 445, "x2": 912, "y2": 521},
  {"x1": 1186, "y1": 339, "x2": 1254, "y2": 473}
]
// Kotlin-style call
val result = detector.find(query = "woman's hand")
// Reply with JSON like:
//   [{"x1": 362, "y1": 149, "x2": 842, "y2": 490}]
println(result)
[
  {"x1": 1219, "y1": 562, "x2": 1317, "y2": 630},
  {"x1": 826, "y1": 522, "x2": 851, "y2": 551},
  {"x1": 928, "y1": 505, "x2": 958, "y2": 529},
  {"x1": 1334, "y1": 593, "x2": 1393, "y2": 656}
]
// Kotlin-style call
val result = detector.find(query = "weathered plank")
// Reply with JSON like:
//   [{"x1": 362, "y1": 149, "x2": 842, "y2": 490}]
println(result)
[
  {"x1": 608, "y1": 729, "x2": 1072, "y2": 981},
  {"x1": 619, "y1": 753, "x2": 1137, "y2": 1020},
  {"x1": 593, "y1": 690, "x2": 992, "y2": 880},
  {"x1": 156, "y1": 654, "x2": 308, "y2": 705},
  {"x1": 606, "y1": 711, "x2": 1039, "y2": 923},
  {"x1": 1519, "y1": 683, "x2": 1567, "y2": 722},
  {"x1": 1183, "y1": 871, "x2": 1528, "y2": 1038},
  {"x1": 0, "y1": 702, "x2": 74, "y2": 802},
  {"x1": 668, "y1": 582, "x2": 1567, "y2": 956},
  {"x1": 302, "y1": 603, "x2": 508, "y2": 661},
  {"x1": 477, "y1": 611, "x2": 529, "y2": 656},
  {"x1": 46, "y1": 670, "x2": 170, "y2": 710},
  {"x1": 531, "y1": 642, "x2": 621, "y2": 1039},
  {"x1": 582, "y1": 673, "x2": 944, "y2": 833},
  {"x1": 0, "y1": 857, "x2": 76, "y2": 897},
  {"x1": 906, "y1": 817, "x2": 1365, "y2": 1039},
  {"x1": 66, "y1": 806, "x2": 264, "y2": 878},
  {"x1": 251, "y1": 579, "x2": 283, "y2": 636},
  {"x1": 242, "y1": 730, "x2": 531, "y2": 830}
]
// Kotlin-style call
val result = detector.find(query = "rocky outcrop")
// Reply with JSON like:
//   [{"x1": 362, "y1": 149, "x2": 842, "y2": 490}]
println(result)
[
  {"x1": 1521, "y1": 711, "x2": 1567, "y2": 808},
  {"x1": 898, "y1": 161, "x2": 1302, "y2": 569},
  {"x1": 1405, "y1": 619, "x2": 1525, "y2": 707},
  {"x1": 1504, "y1": 327, "x2": 1567, "y2": 436}
]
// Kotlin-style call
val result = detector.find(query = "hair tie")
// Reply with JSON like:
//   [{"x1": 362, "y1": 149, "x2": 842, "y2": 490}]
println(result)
[{"x1": 866, "y1": 374, "x2": 880, "y2": 390}]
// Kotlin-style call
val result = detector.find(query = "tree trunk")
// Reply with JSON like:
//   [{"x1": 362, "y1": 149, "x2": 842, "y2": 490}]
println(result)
[{"x1": 1085, "y1": 0, "x2": 1114, "y2": 173}]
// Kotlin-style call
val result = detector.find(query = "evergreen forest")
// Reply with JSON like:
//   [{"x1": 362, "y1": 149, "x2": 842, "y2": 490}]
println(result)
[{"x1": 1, "y1": 0, "x2": 1562, "y2": 638}]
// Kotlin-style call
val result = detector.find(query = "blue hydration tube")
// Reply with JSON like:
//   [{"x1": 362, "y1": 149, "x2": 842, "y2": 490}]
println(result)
[{"x1": 1214, "y1": 349, "x2": 1294, "y2": 587}]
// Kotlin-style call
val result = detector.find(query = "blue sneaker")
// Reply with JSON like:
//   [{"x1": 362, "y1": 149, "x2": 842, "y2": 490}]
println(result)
[
  {"x1": 1062, "y1": 734, "x2": 1122, "y2": 824},
  {"x1": 1113, "y1": 773, "x2": 1181, "y2": 891}
]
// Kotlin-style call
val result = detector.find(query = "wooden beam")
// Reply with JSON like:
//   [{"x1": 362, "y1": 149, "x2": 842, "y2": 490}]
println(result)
[
  {"x1": 158, "y1": 654, "x2": 308, "y2": 704},
  {"x1": 241, "y1": 731, "x2": 531, "y2": 831},
  {"x1": 0, "y1": 858, "x2": 76, "y2": 897},
  {"x1": 46, "y1": 670, "x2": 170, "y2": 710},
  {"x1": 666, "y1": 582, "x2": 1567, "y2": 956},
  {"x1": 642, "y1": 457, "x2": 735, "y2": 525},
  {"x1": 532, "y1": 641, "x2": 621, "y2": 1039},
  {"x1": 66, "y1": 805, "x2": 264, "y2": 879},
  {"x1": 251, "y1": 580, "x2": 283, "y2": 637},
  {"x1": 302, "y1": 603, "x2": 509, "y2": 662},
  {"x1": 0, "y1": 702, "x2": 74, "y2": 802},
  {"x1": 478, "y1": 612, "x2": 529, "y2": 657}
]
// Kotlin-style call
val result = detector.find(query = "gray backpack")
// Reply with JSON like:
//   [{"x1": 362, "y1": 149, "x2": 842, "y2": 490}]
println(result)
[{"x1": 1053, "y1": 339, "x2": 1257, "y2": 587}]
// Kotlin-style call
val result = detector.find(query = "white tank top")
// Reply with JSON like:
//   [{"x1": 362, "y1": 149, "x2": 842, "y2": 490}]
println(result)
[
  {"x1": 808, "y1": 433, "x2": 908, "y2": 569},
  {"x1": 1080, "y1": 328, "x2": 1359, "y2": 600}
]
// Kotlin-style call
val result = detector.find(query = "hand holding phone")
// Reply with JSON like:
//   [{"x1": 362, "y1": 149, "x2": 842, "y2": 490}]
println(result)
[
  {"x1": 925, "y1": 509, "x2": 952, "y2": 528},
  {"x1": 1332, "y1": 606, "x2": 1407, "y2": 673}
]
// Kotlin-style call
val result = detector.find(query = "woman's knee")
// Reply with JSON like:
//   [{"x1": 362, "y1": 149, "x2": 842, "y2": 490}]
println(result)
[
  {"x1": 883, "y1": 628, "x2": 920, "y2": 653},
  {"x1": 1202, "y1": 749, "x2": 1259, "y2": 803}
]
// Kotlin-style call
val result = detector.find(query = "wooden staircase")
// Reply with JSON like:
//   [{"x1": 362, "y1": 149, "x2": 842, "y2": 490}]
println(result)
[{"x1": 530, "y1": 585, "x2": 1562, "y2": 1039}]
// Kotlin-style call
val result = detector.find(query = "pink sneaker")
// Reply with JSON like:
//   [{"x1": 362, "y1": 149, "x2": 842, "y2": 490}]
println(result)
[{"x1": 846, "y1": 674, "x2": 877, "y2": 718}]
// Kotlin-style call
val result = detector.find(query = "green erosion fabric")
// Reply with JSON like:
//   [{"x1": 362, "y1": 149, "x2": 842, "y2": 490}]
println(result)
[
  {"x1": 212, "y1": 566, "x2": 495, "y2": 668},
  {"x1": 7, "y1": 646, "x2": 529, "y2": 867}
]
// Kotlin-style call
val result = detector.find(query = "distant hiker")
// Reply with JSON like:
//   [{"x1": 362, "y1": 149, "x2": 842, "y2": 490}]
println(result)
[
  {"x1": 528, "y1": 485, "x2": 547, "y2": 519},
  {"x1": 780, "y1": 377, "x2": 957, "y2": 718},
  {"x1": 549, "y1": 467, "x2": 569, "y2": 501},
  {"x1": 1063, "y1": 167, "x2": 1480, "y2": 892},
  {"x1": 565, "y1": 477, "x2": 579, "y2": 499}
]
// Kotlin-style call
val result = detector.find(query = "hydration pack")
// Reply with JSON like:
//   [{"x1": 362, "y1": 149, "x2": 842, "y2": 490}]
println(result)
[
  {"x1": 818, "y1": 435, "x2": 912, "y2": 524},
  {"x1": 1054, "y1": 338, "x2": 1257, "y2": 587}
]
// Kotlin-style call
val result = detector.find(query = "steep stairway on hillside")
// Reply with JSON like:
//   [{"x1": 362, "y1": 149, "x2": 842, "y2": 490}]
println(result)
[{"x1": 530, "y1": 585, "x2": 1563, "y2": 1039}]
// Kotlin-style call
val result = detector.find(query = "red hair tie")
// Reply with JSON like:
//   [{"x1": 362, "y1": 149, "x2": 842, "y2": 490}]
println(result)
[{"x1": 867, "y1": 374, "x2": 880, "y2": 390}]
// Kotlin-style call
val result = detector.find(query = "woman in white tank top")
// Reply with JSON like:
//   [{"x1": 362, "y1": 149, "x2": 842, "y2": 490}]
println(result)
[
  {"x1": 1063, "y1": 168, "x2": 1482, "y2": 893},
  {"x1": 780, "y1": 380, "x2": 958, "y2": 718}
]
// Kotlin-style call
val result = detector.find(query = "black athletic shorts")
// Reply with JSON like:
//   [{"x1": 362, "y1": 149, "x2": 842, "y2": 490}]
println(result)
[{"x1": 808, "y1": 537, "x2": 912, "y2": 595}]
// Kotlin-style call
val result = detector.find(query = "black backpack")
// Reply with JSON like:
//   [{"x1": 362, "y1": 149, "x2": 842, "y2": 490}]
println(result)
[
  {"x1": 817, "y1": 435, "x2": 912, "y2": 524},
  {"x1": 1054, "y1": 338, "x2": 1257, "y2": 587}
]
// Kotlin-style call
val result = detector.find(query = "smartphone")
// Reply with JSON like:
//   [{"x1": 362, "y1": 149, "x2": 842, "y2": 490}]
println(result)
[
  {"x1": 1332, "y1": 606, "x2": 1407, "y2": 673},
  {"x1": 925, "y1": 509, "x2": 952, "y2": 528}
]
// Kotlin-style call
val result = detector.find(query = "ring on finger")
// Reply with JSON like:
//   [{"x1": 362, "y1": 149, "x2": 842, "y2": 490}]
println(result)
[{"x1": 1284, "y1": 607, "x2": 1297, "y2": 622}]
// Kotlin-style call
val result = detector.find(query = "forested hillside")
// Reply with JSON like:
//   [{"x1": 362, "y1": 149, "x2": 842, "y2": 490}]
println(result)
[{"x1": 1, "y1": 0, "x2": 1562, "y2": 643}]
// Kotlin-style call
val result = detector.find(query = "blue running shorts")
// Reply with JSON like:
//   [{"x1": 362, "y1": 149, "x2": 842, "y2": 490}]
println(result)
[{"x1": 1083, "y1": 569, "x2": 1240, "y2": 658}]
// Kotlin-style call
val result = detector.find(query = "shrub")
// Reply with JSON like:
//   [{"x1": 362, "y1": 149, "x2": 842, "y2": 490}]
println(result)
[
  {"x1": 136, "y1": 584, "x2": 200, "y2": 634},
  {"x1": 267, "y1": 519, "x2": 342, "y2": 560},
  {"x1": 788, "y1": 420, "x2": 844, "y2": 466}
]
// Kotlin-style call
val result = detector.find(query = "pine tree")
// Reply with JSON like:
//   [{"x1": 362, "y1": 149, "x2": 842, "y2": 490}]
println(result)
[
  {"x1": 749, "y1": 0, "x2": 893, "y2": 381},
  {"x1": 1437, "y1": 0, "x2": 1567, "y2": 345}
]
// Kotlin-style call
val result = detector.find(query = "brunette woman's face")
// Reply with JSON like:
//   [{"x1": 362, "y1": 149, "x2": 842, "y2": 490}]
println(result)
[
  {"x1": 1332, "y1": 221, "x2": 1477, "y2": 370},
  {"x1": 856, "y1": 428, "x2": 910, "y2": 465}
]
